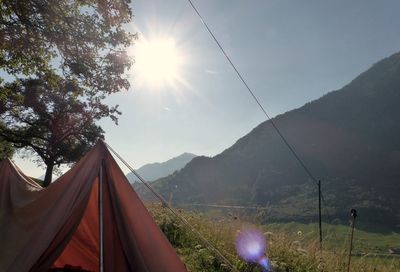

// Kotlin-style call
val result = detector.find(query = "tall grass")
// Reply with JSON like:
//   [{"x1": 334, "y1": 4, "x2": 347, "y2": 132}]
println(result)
[{"x1": 147, "y1": 204, "x2": 400, "y2": 272}]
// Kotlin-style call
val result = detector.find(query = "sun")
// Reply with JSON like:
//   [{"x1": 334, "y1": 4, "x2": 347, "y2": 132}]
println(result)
[{"x1": 132, "y1": 37, "x2": 185, "y2": 90}]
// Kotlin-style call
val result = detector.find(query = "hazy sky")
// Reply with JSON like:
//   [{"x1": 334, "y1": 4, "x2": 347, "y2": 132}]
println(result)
[{"x1": 15, "y1": 0, "x2": 400, "y2": 177}]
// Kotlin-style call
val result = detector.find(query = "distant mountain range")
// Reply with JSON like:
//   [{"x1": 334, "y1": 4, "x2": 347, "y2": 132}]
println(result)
[
  {"x1": 127, "y1": 152, "x2": 197, "y2": 182},
  {"x1": 138, "y1": 52, "x2": 400, "y2": 229}
]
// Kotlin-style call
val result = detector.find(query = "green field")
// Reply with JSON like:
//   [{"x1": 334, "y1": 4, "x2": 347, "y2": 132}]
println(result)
[
  {"x1": 265, "y1": 222, "x2": 400, "y2": 254},
  {"x1": 148, "y1": 204, "x2": 400, "y2": 272}
]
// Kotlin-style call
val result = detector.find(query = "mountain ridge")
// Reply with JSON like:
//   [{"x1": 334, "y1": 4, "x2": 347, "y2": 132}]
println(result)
[
  {"x1": 140, "y1": 52, "x2": 400, "y2": 228},
  {"x1": 127, "y1": 152, "x2": 197, "y2": 182}
]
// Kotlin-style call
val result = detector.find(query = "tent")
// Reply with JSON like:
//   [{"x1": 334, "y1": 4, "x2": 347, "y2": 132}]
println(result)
[{"x1": 0, "y1": 141, "x2": 187, "y2": 272}]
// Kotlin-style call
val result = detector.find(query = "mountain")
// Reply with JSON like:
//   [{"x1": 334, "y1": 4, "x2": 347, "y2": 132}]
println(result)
[
  {"x1": 139, "y1": 52, "x2": 400, "y2": 228},
  {"x1": 127, "y1": 153, "x2": 197, "y2": 182}
]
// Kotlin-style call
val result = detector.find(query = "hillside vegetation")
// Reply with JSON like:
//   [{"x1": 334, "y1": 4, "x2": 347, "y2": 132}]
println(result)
[
  {"x1": 148, "y1": 204, "x2": 400, "y2": 272},
  {"x1": 140, "y1": 52, "x2": 400, "y2": 229}
]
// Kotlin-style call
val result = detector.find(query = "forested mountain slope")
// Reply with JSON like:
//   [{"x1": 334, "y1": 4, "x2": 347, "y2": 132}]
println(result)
[{"x1": 141, "y1": 52, "x2": 400, "y2": 228}]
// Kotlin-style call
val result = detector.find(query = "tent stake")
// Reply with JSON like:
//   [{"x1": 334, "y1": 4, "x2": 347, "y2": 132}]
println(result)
[
  {"x1": 99, "y1": 161, "x2": 104, "y2": 272},
  {"x1": 318, "y1": 180, "x2": 322, "y2": 250},
  {"x1": 347, "y1": 209, "x2": 357, "y2": 272}
]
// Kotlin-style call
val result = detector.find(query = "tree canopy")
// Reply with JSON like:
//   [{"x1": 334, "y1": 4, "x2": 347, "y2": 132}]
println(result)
[
  {"x1": 0, "y1": 0, "x2": 134, "y2": 185},
  {"x1": 0, "y1": 74, "x2": 108, "y2": 186},
  {"x1": 0, "y1": 0, "x2": 134, "y2": 91},
  {"x1": 0, "y1": 136, "x2": 13, "y2": 160}
]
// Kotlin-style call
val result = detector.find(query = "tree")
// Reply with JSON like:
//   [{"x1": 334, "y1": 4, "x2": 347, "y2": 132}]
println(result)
[
  {"x1": 0, "y1": 0, "x2": 134, "y2": 103},
  {"x1": 0, "y1": 0, "x2": 134, "y2": 85},
  {"x1": 0, "y1": 74, "x2": 108, "y2": 186},
  {"x1": 0, "y1": 0, "x2": 134, "y2": 185},
  {"x1": 0, "y1": 136, "x2": 14, "y2": 160}
]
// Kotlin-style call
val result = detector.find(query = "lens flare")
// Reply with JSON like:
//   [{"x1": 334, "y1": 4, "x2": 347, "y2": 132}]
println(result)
[
  {"x1": 235, "y1": 228, "x2": 273, "y2": 271},
  {"x1": 259, "y1": 257, "x2": 272, "y2": 271},
  {"x1": 235, "y1": 228, "x2": 266, "y2": 262}
]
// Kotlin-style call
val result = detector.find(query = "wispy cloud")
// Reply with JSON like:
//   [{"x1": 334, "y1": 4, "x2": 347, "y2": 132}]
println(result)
[{"x1": 205, "y1": 69, "x2": 219, "y2": 75}]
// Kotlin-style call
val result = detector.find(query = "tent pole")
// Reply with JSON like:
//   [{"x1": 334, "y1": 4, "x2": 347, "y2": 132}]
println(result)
[{"x1": 99, "y1": 162, "x2": 104, "y2": 272}]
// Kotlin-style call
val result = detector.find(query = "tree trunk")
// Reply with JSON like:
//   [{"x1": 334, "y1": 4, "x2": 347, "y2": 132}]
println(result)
[{"x1": 43, "y1": 163, "x2": 54, "y2": 187}]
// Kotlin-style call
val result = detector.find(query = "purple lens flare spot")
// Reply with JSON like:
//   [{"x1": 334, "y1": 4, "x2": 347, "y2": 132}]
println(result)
[
  {"x1": 259, "y1": 257, "x2": 272, "y2": 271},
  {"x1": 235, "y1": 227, "x2": 267, "y2": 263}
]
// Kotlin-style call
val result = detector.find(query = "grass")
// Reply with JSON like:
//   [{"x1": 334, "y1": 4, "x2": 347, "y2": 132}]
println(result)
[
  {"x1": 266, "y1": 222, "x2": 400, "y2": 254},
  {"x1": 147, "y1": 203, "x2": 400, "y2": 272}
]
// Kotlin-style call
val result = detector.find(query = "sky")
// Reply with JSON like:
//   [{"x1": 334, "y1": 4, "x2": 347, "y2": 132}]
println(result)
[{"x1": 14, "y1": 0, "x2": 400, "y2": 177}]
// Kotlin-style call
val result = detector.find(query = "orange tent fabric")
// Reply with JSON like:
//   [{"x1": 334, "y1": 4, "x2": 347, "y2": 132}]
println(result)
[{"x1": 0, "y1": 142, "x2": 187, "y2": 272}]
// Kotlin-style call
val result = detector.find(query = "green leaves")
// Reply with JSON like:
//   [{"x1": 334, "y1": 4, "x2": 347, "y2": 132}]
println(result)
[
  {"x1": 0, "y1": 0, "x2": 134, "y2": 95},
  {"x1": 0, "y1": 74, "x2": 105, "y2": 185},
  {"x1": 0, "y1": 138, "x2": 13, "y2": 160},
  {"x1": 0, "y1": 0, "x2": 134, "y2": 185}
]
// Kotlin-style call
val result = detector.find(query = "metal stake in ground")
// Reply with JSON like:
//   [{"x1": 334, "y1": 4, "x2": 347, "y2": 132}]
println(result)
[
  {"x1": 318, "y1": 180, "x2": 322, "y2": 250},
  {"x1": 347, "y1": 209, "x2": 357, "y2": 272}
]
